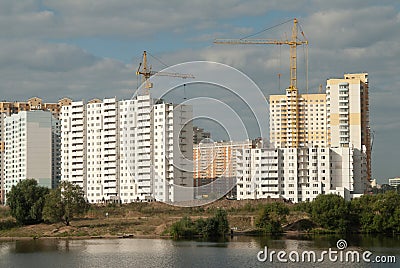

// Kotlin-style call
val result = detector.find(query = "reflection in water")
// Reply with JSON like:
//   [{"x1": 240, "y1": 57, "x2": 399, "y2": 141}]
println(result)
[
  {"x1": 13, "y1": 239, "x2": 60, "y2": 253},
  {"x1": 0, "y1": 235, "x2": 398, "y2": 268}
]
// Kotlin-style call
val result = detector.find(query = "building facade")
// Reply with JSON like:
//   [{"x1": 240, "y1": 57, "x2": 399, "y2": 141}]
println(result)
[
  {"x1": 267, "y1": 72, "x2": 370, "y2": 200},
  {"x1": 193, "y1": 140, "x2": 253, "y2": 198},
  {"x1": 0, "y1": 97, "x2": 72, "y2": 119},
  {"x1": 193, "y1": 126, "x2": 211, "y2": 144},
  {"x1": 326, "y1": 73, "x2": 371, "y2": 181},
  {"x1": 61, "y1": 95, "x2": 194, "y2": 204},
  {"x1": 269, "y1": 92, "x2": 328, "y2": 148},
  {"x1": 236, "y1": 145, "x2": 367, "y2": 202},
  {"x1": 3, "y1": 111, "x2": 60, "y2": 203},
  {"x1": 0, "y1": 114, "x2": 5, "y2": 204},
  {"x1": 388, "y1": 178, "x2": 400, "y2": 187}
]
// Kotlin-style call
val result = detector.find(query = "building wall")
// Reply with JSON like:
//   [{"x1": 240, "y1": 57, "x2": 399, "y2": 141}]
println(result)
[
  {"x1": 61, "y1": 101, "x2": 86, "y2": 191},
  {"x1": 327, "y1": 73, "x2": 370, "y2": 181},
  {"x1": 236, "y1": 146, "x2": 365, "y2": 202},
  {"x1": 193, "y1": 140, "x2": 253, "y2": 180},
  {"x1": 237, "y1": 147, "x2": 281, "y2": 200},
  {"x1": 86, "y1": 98, "x2": 119, "y2": 203},
  {"x1": 193, "y1": 140, "x2": 253, "y2": 199},
  {"x1": 193, "y1": 127, "x2": 210, "y2": 144},
  {"x1": 0, "y1": 114, "x2": 5, "y2": 204},
  {"x1": 4, "y1": 111, "x2": 58, "y2": 203},
  {"x1": 119, "y1": 99, "x2": 139, "y2": 203},
  {"x1": 170, "y1": 104, "x2": 194, "y2": 202},
  {"x1": 389, "y1": 178, "x2": 400, "y2": 187},
  {"x1": 0, "y1": 97, "x2": 72, "y2": 119},
  {"x1": 269, "y1": 92, "x2": 328, "y2": 148},
  {"x1": 61, "y1": 95, "x2": 193, "y2": 204}
]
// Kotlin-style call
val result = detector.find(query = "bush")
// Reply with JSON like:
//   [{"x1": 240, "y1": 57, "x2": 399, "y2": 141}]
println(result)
[
  {"x1": 351, "y1": 191, "x2": 400, "y2": 233},
  {"x1": 255, "y1": 202, "x2": 289, "y2": 234},
  {"x1": 311, "y1": 194, "x2": 350, "y2": 233},
  {"x1": 169, "y1": 208, "x2": 229, "y2": 239}
]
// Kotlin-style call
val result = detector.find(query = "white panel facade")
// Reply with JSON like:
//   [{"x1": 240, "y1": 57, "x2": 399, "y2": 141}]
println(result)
[
  {"x1": 61, "y1": 94, "x2": 193, "y2": 204},
  {"x1": 86, "y1": 98, "x2": 119, "y2": 203},
  {"x1": 236, "y1": 146, "x2": 364, "y2": 203},
  {"x1": 61, "y1": 101, "x2": 86, "y2": 191},
  {"x1": 4, "y1": 111, "x2": 58, "y2": 202}
]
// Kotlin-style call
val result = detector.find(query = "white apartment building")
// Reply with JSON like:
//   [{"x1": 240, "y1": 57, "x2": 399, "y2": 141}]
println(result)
[
  {"x1": 236, "y1": 145, "x2": 366, "y2": 202},
  {"x1": 61, "y1": 94, "x2": 194, "y2": 204},
  {"x1": 86, "y1": 98, "x2": 119, "y2": 203},
  {"x1": 3, "y1": 111, "x2": 60, "y2": 203},
  {"x1": 119, "y1": 94, "x2": 152, "y2": 202},
  {"x1": 61, "y1": 101, "x2": 86, "y2": 191},
  {"x1": 0, "y1": 114, "x2": 5, "y2": 204},
  {"x1": 152, "y1": 102, "x2": 193, "y2": 202},
  {"x1": 326, "y1": 73, "x2": 371, "y2": 181}
]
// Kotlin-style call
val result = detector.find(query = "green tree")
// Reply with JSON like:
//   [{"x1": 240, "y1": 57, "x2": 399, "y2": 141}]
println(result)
[
  {"x1": 7, "y1": 179, "x2": 49, "y2": 225},
  {"x1": 169, "y1": 216, "x2": 197, "y2": 238},
  {"x1": 352, "y1": 191, "x2": 400, "y2": 233},
  {"x1": 255, "y1": 202, "x2": 289, "y2": 233},
  {"x1": 43, "y1": 181, "x2": 87, "y2": 226},
  {"x1": 202, "y1": 208, "x2": 230, "y2": 238},
  {"x1": 311, "y1": 194, "x2": 350, "y2": 232},
  {"x1": 168, "y1": 209, "x2": 229, "y2": 239}
]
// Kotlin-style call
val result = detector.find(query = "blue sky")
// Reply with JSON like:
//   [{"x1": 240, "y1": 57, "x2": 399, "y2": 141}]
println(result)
[{"x1": 0, "y1": 0, "x2": 399, "y2": 183}]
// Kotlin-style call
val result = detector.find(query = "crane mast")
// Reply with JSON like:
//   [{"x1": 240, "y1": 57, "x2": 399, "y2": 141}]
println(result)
[
  {"x1": 136, "y1": 51, "x2": 195, "y2": 89},
  {"x1": 214, "y1": 18, "x2": 308, "y2": 92}
]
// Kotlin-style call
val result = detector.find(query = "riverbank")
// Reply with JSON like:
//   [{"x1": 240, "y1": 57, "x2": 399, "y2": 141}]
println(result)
[{"x1": 1, "y1": 198, "x2": 306, "y2": 239}]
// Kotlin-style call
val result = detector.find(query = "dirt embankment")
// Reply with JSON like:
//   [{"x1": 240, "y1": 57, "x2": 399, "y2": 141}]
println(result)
[{"x1": 0, "y1": 198, "x2": 309, "y2": 239}]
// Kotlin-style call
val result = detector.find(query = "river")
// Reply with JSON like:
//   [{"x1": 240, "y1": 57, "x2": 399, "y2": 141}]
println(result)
[{"x1": 0, "y1": 235, "x2": 399, "y2": 267}]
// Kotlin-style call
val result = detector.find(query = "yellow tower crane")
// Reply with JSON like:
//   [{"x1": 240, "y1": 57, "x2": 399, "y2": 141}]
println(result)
[
  {"x1": 136, "y1": 51, "x2": 195, "y2": 90},
  {"x1": 214, "y1": 19, "x2": 308, "y2": 148},
  {"x1": 214, "y1": 18, "x2": 308, "y2": 93}
]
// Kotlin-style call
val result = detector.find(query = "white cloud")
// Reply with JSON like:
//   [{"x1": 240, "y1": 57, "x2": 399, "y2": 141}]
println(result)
[
  {"x1": 0, "y1": 40, "x2": 133, "y2": 101},
  {"x1": 0, "y1": 0, "x2": 399, "y2": 180}
]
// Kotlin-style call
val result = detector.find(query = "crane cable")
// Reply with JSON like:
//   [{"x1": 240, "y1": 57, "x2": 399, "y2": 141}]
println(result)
[{"x1": 239, "y1": 18, "x2": 294, "y2": 40}]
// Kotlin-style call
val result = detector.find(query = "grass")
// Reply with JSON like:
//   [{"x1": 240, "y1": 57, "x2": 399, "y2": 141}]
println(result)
[{"x1": 0, "y1": 198, "x2": 304, "y2": 238}]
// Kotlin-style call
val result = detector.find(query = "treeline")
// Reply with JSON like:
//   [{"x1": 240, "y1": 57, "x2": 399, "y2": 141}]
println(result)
[
  {"x1": 5, "y1": 179, "x2": 88, "y2": 227},
  {"x1": 167, "y1": 191, "x2": 400, "y2": 237},
  {"x1": 168, "y1": 208, "x2": 229, "y2": 239},
  {"x1": 255, "y1": 191, "x2": 400, "y2": 234}
]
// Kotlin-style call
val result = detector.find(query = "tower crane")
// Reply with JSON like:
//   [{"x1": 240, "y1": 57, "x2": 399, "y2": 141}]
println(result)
[
  {"x1": 214, "y1": 18, "x2": 308, "y2": 93},
  {"x1": 136, "y1": 51, "x2": 195, "y2": 89}
]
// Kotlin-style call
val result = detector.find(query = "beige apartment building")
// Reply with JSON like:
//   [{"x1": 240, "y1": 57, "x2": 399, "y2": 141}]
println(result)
[
  {"x1": 269, "y1": 73, "x2": 371, "y2": 181},
  {"x1": 269, "y1": 92, "x2": 328, "y2": 148},
  {"x1": 0, "y1": 97, "x2": 72, "y2": 119},
  {"x1": 326, "y1": 73, "x2": 371, "y2": 180},
  {"x1": 193, "y1": 140, "x2": 254, "y2": 180}
]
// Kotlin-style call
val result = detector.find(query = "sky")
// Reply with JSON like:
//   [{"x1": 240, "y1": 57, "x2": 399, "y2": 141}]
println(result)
[{"x1": 0, "y1": 0, "x2": 399, "y2": 183}]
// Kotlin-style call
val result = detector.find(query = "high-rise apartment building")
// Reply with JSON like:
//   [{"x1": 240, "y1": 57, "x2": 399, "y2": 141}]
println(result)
[
  {"x1": 193, "y1": 140, "x2": 253, "y2": 198},
  {"x1": 326, "y1": 73, "x2": 371, "y2": 181},
  {"x1": 61, "y1": 100, "x2": 86, "y2": 191},
  {"x1": 193, "y1": 140, "x2": 253, "y2": 180},
  {"x1": 193, "y1": 126, "x2": 211, "y2": 144},
  {"x1": 0, "y1": 114, "x2": 5, "y2": 204},
  {"x1": 0, "y1": 97, "x2": 72, "y2": 119},
  {"x1": 152, "y1": 102, "x2": 193, "y2": 202},
  {"x1": 61, "y1": 95, "x2": 193, "y2": 204},
  {"x1": 86, "y1": 98, "x2": 120, "y2": 203},
  {"x1": 119, "y1": 95, "x2": 152, "y2": 202},
  {"x1": 236, "y1": 145, "x2": 367, "y2": 202},
  {"x1": 269, "y1": 92, "x2": 328, "y2": 148},
  {"x1": 3, "y1": 111, "x2": 60, "y2": 203},
  {"x1": 268, "y1": 73, "x2": 370, "y2": 195},
  {"x1": 0, "y1": 97, "x2": 68, "y2": 204}
]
